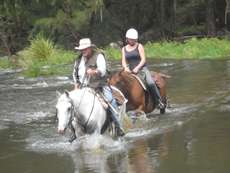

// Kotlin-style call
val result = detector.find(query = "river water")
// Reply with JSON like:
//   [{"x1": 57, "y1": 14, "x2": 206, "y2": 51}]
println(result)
[{"x1": 0, "y1": 60, "x2": 229, "y2": 173}]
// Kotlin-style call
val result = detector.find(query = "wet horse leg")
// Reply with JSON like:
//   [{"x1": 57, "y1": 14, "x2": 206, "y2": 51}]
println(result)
[
  {"x1": 152, "y1": 72, "x2": 170, "y2": 113},
  {"x1": 69, "y1": 123, "x2": 77, "y2": 143},
  {"x1": 132, "y1": 99, "x2": 146, "y2": 117}
]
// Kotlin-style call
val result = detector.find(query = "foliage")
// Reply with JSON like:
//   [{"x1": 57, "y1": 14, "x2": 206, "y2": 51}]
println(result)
[
  {"x1": 104, "y1": 46, "x2": 121, "y2": 60},
  {"x1": 30, "y1": 0, "x2": 106, "y2": 48},
  {"x1": 145, "y1": 38, "x2": 230, "y2": 59},
  {"x1": 1, "y1": 37, "x2": 230, "y2": 77},
  {"x1": 0, "y1": 0, "x2": 30, "y2": 55},
  {"x1": 0, "y1": 0, "x2": 228, "y2": 56},
  {"x1": 18, "y1": 35, "x2": 75, "y2": 77},
  {"x1": 0, "y1": 0, "x2": 107, "y2": 55},
  {"x1": 0, "y1": 57, "x2": 12, "y2": 68}
]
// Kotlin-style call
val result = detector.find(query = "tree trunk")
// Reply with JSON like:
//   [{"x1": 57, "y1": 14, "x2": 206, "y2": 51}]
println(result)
[
  {"x1": 170, "y1": 0, "x2": 177, "y2": 38},
  {"x1": 225, "y1": 0, "x2": 230, "y2": 30},
  {"x1": 206, "y1": 0, "x2": 216, "y2": 36},
  {"x1": 159, "y1": 0, "x2": 165, "y2": 38}
]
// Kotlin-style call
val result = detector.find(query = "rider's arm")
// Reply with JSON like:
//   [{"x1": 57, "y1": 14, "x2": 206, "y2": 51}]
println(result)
[
  {"x1": 121, "y1": 47, "x2": 131, "y2": 72},
  {"x1": 96, "y1": 53, "x2": 106, "y2": 77}
]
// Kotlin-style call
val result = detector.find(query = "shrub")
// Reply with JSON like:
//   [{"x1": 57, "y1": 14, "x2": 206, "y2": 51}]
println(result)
[{"x1": 18, "y1": 35, "x2": 75, "y2": 77}]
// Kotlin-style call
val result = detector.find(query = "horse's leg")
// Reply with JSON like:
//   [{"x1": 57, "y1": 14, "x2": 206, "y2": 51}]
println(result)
[
  {"x1": 133, "y1": 109, "x2": 146, "y2": 117},
  {"x1": 68, "y1": 121, "x2": 77, "y2": 143},
  {"x1": 101, "y1": 109, "x2": 113, "y2": 135},
  {"x1": 153, "y1": 73, "x2": 169, "y2": 114},
  {"x1": 129, "y1": 103, "x2": 145, "y2": 117}
]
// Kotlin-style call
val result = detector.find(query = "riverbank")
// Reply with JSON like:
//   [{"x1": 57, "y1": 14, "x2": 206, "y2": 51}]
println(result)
[
  {"x1": 1, "y1": 37, "x2": 230, "y2": 77},
  {"x1": 105, "y1": 37, "x2": 230, "y2": 60}
]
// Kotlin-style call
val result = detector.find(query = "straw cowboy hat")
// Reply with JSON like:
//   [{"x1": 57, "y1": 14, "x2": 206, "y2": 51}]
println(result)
[{"x1": 74, "y1": 38, "x2": 95, "y2": 50}]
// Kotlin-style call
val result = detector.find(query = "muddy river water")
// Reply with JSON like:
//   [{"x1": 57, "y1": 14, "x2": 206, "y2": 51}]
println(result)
[{"x1": 0, "y1": 60, "x2": 229, "y2": 173}]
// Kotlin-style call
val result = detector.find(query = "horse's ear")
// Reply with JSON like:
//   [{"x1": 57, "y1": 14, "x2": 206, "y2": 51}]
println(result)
[
  {"x1": 64, "y1": 90, "x2": 69, "y2": 97},
  {"x1": 56, "y1": 90, "x2": 62, "y2": 98}
]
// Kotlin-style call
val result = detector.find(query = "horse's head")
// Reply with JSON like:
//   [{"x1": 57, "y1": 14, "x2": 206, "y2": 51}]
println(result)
[
  {"x1": 108, "y1": 71, "x2": 121, "y2": 86},
  {"x1": 109, "y1": 70, "x2": 134, "y2": 88},
  {"x1": 56, "y1": 91, "x2": 74, "y2": 134}
]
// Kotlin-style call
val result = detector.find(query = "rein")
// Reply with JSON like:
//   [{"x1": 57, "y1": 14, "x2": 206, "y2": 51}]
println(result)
[{"x1": 82, "y1": 91, "x2": 96, "y2": 132}]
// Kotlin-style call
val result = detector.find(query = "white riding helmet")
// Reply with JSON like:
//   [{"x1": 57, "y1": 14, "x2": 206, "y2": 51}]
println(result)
[{"x1": 126, "y1": 28, "x2": 138, "y2": 39}]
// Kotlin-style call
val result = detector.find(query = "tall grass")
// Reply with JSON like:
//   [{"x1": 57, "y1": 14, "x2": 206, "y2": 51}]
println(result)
[
  {"x1": 18, "y1": 35, "x2": 76, "y2": 77},
  {"x1": 2, "y1": 37, "x2": 230, "y2": 77},
  {"x1": 104, "y1": 38, "x2": 230, "y2": 60},
  {"x1": 145, "y1": 38, "x2": 230, "y2": 59},
  {"x1": 0, "y1": 57, "x2": 12, "y2": 69},
  {"x1": 104, "y1": 46, "x2": 121, "y2": 60}
]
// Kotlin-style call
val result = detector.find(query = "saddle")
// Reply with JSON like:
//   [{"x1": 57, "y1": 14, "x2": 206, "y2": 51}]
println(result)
[
  {"x1": 131, "y1": 73, "x2": 147, "y2": 90},
  {"x1": 110, "y1": 85, "x2": 127, "y2": 105},
  {"x1": 90, "y1": 86, "x2": 127, "y2": 110},
  {"x1": 90, "y1": 90, "x2": 109, "y2": 109},
  {"x1": 131, "y1": 71, "x2": 169, "y2": 90}
]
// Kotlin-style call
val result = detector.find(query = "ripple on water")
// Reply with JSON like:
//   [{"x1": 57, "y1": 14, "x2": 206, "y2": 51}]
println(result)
[
  {"x1": 23, "y1": 102, "x2": 198, "y2": 173},
  {"x1": 0, "y1": 124, "x2": 8, "y2": 130},
  {"x1": 25, "y1": 111, "x2": 51, "y2": 122},
  {"x1": 0, "y1": 75, "x2": 71, "y2": 91},
  {"x1": 219, "y1": 105, "x2": 230, "y2": 112},
  {"x1": 26, "y1": 132, "x2": 126, "y2": 155},
  {"x1": 25, "y1": 104, "x2": 195, "y2": 155},
  {"x1": 0, "y1": 111, "x2": 53, "y2": 125}
]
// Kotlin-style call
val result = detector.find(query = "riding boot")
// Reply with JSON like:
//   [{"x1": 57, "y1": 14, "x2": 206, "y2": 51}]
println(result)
[
  {"x1": 102, "y1": 86, "x2": 125, "y2": 136},
  {"x1": 149, "y1": 84, "x2": 164, "y2": 109},
  {"x1": 108, "y1": 109, "x2": 125, "y2": 137}
]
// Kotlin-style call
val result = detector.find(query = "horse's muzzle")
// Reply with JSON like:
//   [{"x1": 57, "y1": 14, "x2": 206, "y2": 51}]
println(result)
[{"x1": 58, "y1": 128, "x2": 66, "y2": 135}]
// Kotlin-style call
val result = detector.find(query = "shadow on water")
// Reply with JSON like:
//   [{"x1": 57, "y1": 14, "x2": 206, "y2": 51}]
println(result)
[{"x1": 0, "y1": 60, "x2": 230, "y2": 173}]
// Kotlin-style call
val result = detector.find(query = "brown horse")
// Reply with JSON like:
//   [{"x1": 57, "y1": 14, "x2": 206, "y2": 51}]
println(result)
[{"x1": 109, "y1": 70, "x2": 169, "y2": 115}]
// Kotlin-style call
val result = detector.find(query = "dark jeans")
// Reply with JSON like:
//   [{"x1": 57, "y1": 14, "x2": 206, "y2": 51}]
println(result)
[{"x1": 142, "y1": 67, "x2": 162, "y2": 102}]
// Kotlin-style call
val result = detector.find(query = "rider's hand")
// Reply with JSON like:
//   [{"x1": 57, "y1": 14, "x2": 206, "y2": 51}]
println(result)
[
  {"x1": 74, "y1": 83, "x2": 79, "y2": 90},
  {"x1": 132, "y1": 67, "x2": 139, "y2": 74},
  {"x1": 124, "y1": 67, "x2": 131, "y2": 73},
  {"x1": 86, "y1": 68, "x2": 97, "y2": 76}
]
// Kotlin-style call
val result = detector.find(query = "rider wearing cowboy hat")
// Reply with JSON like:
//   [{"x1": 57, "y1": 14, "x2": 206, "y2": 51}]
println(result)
[{"x1": 73, "y1": 38, "x2": 125, "y2": 136}]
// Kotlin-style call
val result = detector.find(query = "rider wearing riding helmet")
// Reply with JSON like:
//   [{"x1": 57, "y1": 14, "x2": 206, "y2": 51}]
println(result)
[
  {"x1": 73, "y1": 38, "x2": 125, "y2": 136},
  {"x1": 121, "y1": 28, "x2": 164, "y2": 109}
]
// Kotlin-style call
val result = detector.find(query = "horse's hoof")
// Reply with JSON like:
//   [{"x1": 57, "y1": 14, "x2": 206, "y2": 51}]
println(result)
[
  {"x1": 158, "y1": 101, "x2": 165, "y2": 109},
  {"x1": 160, "y1": 108, "x2": 166, "y2": 114},
  {"x1": 69, "y1": 135, "x2": 77, "y2": 143},
  {"x1": 116, "y1": 127, "x2": 125, "y2": 137}
]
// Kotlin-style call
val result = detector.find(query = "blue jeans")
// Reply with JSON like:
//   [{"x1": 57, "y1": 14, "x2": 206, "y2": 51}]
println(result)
[{"x1": 102, "y1": 86, "x2": 121, "y2": 128}]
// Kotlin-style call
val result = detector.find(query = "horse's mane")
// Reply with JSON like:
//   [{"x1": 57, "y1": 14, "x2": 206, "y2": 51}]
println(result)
[
  {"x1": 109, "y1": 70, "x2": 138, "y2": 92},
  {"x1": 120, "y1": 70, "x2": 136, "y2": 84},
  {"x1": 57, "y1": 89, "x2": 84, "y2": 105}
]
